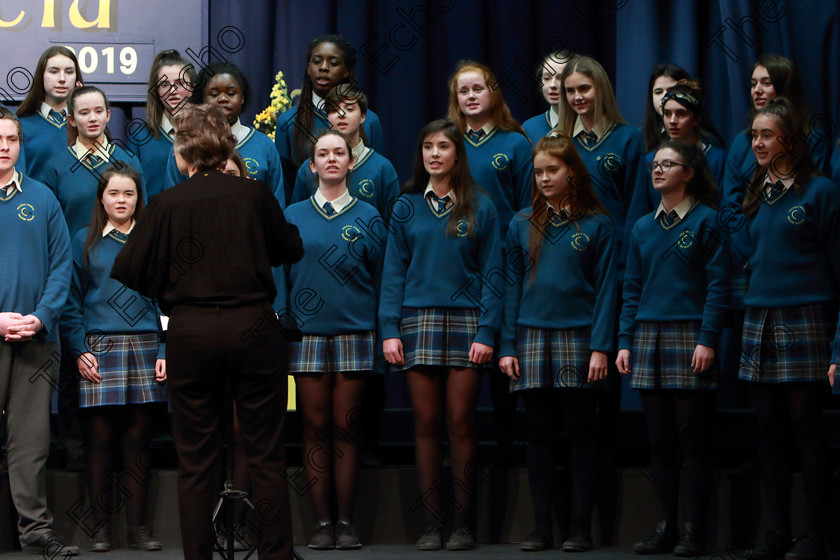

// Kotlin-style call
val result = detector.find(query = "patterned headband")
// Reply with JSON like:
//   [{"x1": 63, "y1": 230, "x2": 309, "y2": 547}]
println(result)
[{"x1": 661, "y1": 91, "x2": 700, "y2": 113}]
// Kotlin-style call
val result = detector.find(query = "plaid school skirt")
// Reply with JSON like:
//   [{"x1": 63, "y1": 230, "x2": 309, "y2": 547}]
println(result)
[
  {"x1": 399, "y1": 307, "x2": 487, "y2": 371},
  {"x1": 738, "y1": 304, "x2": 834, "y2": 384},
  {"x1": 80, "y1": 333, "x2": 167, "y2": 408},
  {"x1": 289, "y1": 331, "x2": 376, "y2": 374},
  {"x1": 510, "y1": 326, "x2": 594, "y2": 392},
  {"x1": 630, "y1": 321, "x2": 718, "y2": 391}
]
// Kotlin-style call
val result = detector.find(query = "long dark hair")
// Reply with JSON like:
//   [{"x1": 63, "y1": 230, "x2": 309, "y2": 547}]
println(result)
[
  {"x1": 145, "y1": 49, "x2": 196, "y2": 139},
  {"x1": 404, "y1": 119, "x2": 479, "y2": 238},
  {"x1": 528, "y1": 134, "x2": 608, "y2": 274},
  {"x1": 291, "y1": 35, "x2": 357, "y2": 167},
  {"x1": 643, "y1": 63, "x2": 690, "y2": 151},
  {"x1": 83, "y1": 163, "x2": 145, "y2": 270},
  {"x1": 744, "y1": 54, "x2": 809, "y2": 134},
  {"x1": 652, "y1": 140, "x2": 718, "y2": 209},
  {"x1": 16, "y1": 46, "x2": 84, "y2": 117},
  {"x1": 742, "y1": 98, "x2": 817, "y2": 218}
]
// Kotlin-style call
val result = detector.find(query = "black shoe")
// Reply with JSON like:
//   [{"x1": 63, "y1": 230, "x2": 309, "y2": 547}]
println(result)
[
  {"x1": 752, "y1": 530, "x2": 793, "y2": 560},
  {"x1": 446, "y1": 525, "x2": 476, "y2": 551},
  {"x1": 785, "y1": 532, "x2": 826, "y2": 560},
  {"x1": 24, "y1": 531, "x2": 80, "y2": 556},
  {"x1": 89, "y1": 526, "x2": 110, "y2": 553},
  {"x1": 308, "y1": 520, "x2": 335, "y2": 550},
  {"x1": 335, "y1": 520, "x2": 362, "y2": 550},
  {"x1": 521, "y1": 527, "x2": 552, "y2": 552},
  {"x1": 563, "y1": 534, "x2": 593, "y2": 552},
  {"x1": 127, "y1": 525, "x2": 162, "y2": 551},
  {"x1": 416, "y1": 523, "x2": 443, "y2": 551},
  {"x1": 632, "y1": 521, "x2": 679, "y2": 554},
  {"x1": 673, "y1": 523, "x2": 703, "y2": 557}
]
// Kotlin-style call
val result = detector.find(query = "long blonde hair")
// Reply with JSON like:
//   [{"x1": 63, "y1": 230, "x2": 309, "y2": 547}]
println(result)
[{"x1": 558, "y1": 56, "x2": 625, "y2": 136}]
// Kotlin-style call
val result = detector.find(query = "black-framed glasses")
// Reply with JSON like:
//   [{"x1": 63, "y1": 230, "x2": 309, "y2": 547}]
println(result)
[{"x1": 647, "y1": 160, "x2": 688, "y2": 172}]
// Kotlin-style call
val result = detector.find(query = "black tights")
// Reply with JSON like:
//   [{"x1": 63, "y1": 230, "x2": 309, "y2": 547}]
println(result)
[
  {"x1": 296, "y1": 372, "x2": 366, "y2": 523},
  {"x1": 85, "y1": 405, "x2": 159, "y2": 531},
  {"x1": 522, "y1": 388, "x2": 598, "y2": 537},
  {"x1": 639, "y1": 390, "x2": 715, "y2": 529},
  {"x1": 753, "y1": 382, "x2": 828, "y2": 536}
]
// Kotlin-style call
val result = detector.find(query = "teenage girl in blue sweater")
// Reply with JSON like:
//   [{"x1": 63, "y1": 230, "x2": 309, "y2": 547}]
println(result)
[
  {"x1": 501, "y1": 134, "x2": 617, "y2": 552},
  {"x1": 64, "y1": 164, "x2": 165, "y2": 552},
  {"x1": 738, "y1": 98, "x2": 838, "y2": 560},
  {"x1": 522, "y1": 51, "x2": 571, "y2": 143},
  {"x1": 16, "y1": 46, "x2": 84, "y2": 177},
  {"x1": 618, "y1": 141, "x2": 730, "y2": 556},
  {"x1": 129, "y1": 50, "x2": 195, "y2": 200},
  {"x1": 284, "y1": 130, "x2": 382, "y2": 550},
  {"x1": 380, "y1": 119, "x2": 501, "y2": 551}
]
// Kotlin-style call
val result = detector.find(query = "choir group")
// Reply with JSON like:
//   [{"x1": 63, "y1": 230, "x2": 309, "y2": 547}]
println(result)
[{"x1": 1, "y1": 33, "x2": 838, "y2": 560}]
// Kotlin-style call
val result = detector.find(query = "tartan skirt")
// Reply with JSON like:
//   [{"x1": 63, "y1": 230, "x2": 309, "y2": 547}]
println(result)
[
  {"x1": 738, "y1": 303, "x2": 834, "y2": 384},
  {"x1": 510, "y1": 326, "x2": 594, "y2": 392},
  {"x1": 80, "y1": 333, "x2": 167, "y2": 408},
  {"x1": 289, "y1": 331, "x2": 376, "y2": 374},
  {"x1": 399, "y1": 307, "x2": 487, "y2": 371},
  {"x1": 630, "y1": 321, "x2": 718, "y2": 391}
]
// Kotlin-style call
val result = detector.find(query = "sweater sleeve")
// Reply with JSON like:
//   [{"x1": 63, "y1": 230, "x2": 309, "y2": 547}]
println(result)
[
  {"x1": 378, "y1": 159, "x2": 401, "y2": 223},
  {"x1": 364, "y1": 111, "x2": 386, "y2": 157},
  {"x1": 474, "y1": 202, "x2": 503, "y2": 346},
  {"x1": 262, "y1": 137, "x2": 287, "y2": 210},
  {"x1": 618, "y1": 224, "x2": 643, "y2": 350},
  {"x1": 511, "y1": 135, "x2": 533, "y2": 212},
  {"x1": 697, "y1": 218, "x2": 732, "y2": 347},
  {"x1": 162, "y1": 150, "x2": 187, "y2": 191},
  {"x1": 620, "y1": 131, "x2": 646, "y2": 239},
  {"x1": 33, "y1": 198, "x2": 72, "y2": 336},
  {"x1": 378, "y1": 199, "x2": 411, "y2": 340},
  {"x1": 60, "y1": 233, "x2": 89, "y2": 357},
  {"x1": 499, "y1": 219, "x2": 523, "y2": 357},
  {"x1": 590, "y1": 218, "x2": 618, "y2": 353},
  {"x1": 625, "y1": 151, "x2": 654, "y2": 238}
]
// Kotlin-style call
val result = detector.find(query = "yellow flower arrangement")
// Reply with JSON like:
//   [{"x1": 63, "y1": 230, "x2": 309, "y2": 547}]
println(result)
[{"x1": 253, "y1": 70, "x2": 295, "y2": 140}]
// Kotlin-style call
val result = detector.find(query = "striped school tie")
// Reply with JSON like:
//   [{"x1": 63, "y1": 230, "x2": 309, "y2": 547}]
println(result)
[
  {"x1": 764, "y1": 180, "x2": 785, "y2": 202},
  {"x1": 580, "y1": 130, "x2": 598, "y2": 147},
  {"x1": 467, "y1": 129, "x2": 485, "y2": 143},
  {"x1": 323, "y1": 201, "x2": 336, "y2": 216},
  {"x1": 48, "y1": 109, "x2": 65, "y2": 125},
  {"x1": 660, "y1": 209, "x2": 679, "y2": 228}
]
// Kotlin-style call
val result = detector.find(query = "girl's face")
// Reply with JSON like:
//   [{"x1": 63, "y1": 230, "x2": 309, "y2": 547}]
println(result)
[
  {"x1": 204, "y1": 73, "x2": 243, "y2": 124},
  {"x1": 101, "y1": 175, "x2": 138, "y2": 226},
  {"x1": 662, "y1": 99, "x2": 700, "y2": 142},
  {"x1": 751, "y1": 65, "x2": 776, "y2": 110},
  {"x1": 422, "y1": 131, "x2": 457, "y2": 179},
  {"x1": 307, "y1": 42, "x2": 350, "y2": 97},
  {"x1": 43, "y1": 54, "x2": 77, "y2": 106},
  {"x1": 533, "y1": 151, "x2": 572, "y2": 204},
  {"x1": 309, "y1": 134, "x2": 353, "y2": 184},
  {"x1": 222, "y1": 159, "x2": 241, "y2": 176},
  {"x1": 156, "y1": 64, "x2": 191, "y2": 112},
  {"x1": 564, "y1": 72, "x2": 597, "y2": 119},
  {"x1": 456, "y1": 71, "x2": 492, "y2": 122},
  {"x1": 751, "y1": 114, "x2": 788, "y2": 170},
  {"x1": 540, "y1": 58, "x2": 566, "y2": 106},
  {"x1": 69, "y1": 92, "x2": 110, "y2": 140},
  {"x1": 327, "y1": 99, "x2": 366, "y2": 138},
  {"x1": 651, "y1": 75, "x2": 677, "y2": 116},
  {"x1": 651, "y1": 147, "x2": 693, "y2": 194}
]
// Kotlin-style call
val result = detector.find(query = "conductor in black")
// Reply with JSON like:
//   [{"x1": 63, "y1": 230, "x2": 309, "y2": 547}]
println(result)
[{"x1": 111, "y1": 103, "x2": 303, "y2": 560}]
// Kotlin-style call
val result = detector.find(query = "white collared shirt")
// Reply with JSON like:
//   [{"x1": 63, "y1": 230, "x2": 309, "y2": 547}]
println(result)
[
  {"x1": 763, "y1": 173, "x2": 795, "y2": 195},
  {"x1": 3, "y1": 169, "x2": 22, "y2": 196},
  {"x1": 572, "y1": 117, "x2": 609, "y2": 142},
  {"x1": 161, "y1": 114, "x2": 174, "y2": 136},
  {"x1": 351, "y1": 138, "x2": 369, "y2": 163},
  {"x1": 548, "y1": 109, "x2": 560, "y2": 128},
  {"x1": 655, "y1": 196, "x2": 695, "y2": 222},
  {"x1": 424, "y1": 182, "x2": 456, "y2": 204},
  {"x1": 314, "y1": 188, "x2": 353, "y2": 213},
  {"x1": 466, "y1": 120, "x2": 495, "y2": 137},
  {"x1": 230, "y1": 118, "x2": 250, "y2": 144},
  {"x1": 72, "y1": 137, "x2": 110, "y2": 162},
  {"x1": 312, "y1": 92, "x2": 326, "y2": 112},
  {"x1": 102, "y1": 220, "x2": 136, "y2": 237},
  {"x1": 39, "y1": 102, "x2": 66, "y2": 121}
]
